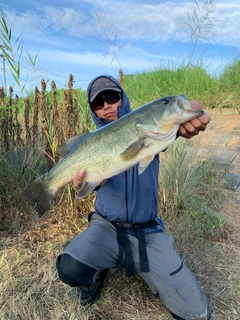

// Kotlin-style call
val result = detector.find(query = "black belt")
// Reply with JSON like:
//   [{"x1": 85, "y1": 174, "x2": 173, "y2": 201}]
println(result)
[
  {"x1": 115, "y1": 221, "x2": 138, "y2": 232},
  {"x1": 112, "y1": 219, "x2": 157, "y2": 277}
]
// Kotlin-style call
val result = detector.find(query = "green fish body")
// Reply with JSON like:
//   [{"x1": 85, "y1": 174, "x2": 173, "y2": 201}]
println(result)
[{"x1": 22, "y1": 94, "x2": 203, "y2": 216}]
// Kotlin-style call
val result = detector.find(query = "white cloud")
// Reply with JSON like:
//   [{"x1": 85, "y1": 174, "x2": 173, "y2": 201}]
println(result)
[
  {"x1": 212, "y1": 3, "x2": 240, "y2": 45},
  {"x1": 2, "y1": 0, "x2": 240, "y2": 95},
  {"x1": 2, "y1": 1, "x2": 240, "y2": 46},
  {"x1": 43, "y1": 6, "x2": 93, "y2": 37}
]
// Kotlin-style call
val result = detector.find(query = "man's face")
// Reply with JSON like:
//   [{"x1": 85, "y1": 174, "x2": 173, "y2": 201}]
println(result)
[{"x1": 91, "y1": 90, "x2": 122, "y2": 122}]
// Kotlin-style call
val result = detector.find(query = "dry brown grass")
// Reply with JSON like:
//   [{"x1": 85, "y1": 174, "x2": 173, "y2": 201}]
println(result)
[
  {"x1": 0, "y1": 187, "x2": 239, "y2": 320},
  {"x1": 0, "y1": 90, "x2": 239, "y2": 319}
]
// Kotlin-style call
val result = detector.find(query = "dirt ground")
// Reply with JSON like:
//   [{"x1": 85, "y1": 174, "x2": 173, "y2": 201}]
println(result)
[{"x1": 192, "y1": 108, "x2": 240, "y2": 319}]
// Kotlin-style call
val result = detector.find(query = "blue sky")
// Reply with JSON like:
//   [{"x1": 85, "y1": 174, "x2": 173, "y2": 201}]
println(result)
[{"x1": 1, "y1": 0, "x2": 240, "y2": 95}]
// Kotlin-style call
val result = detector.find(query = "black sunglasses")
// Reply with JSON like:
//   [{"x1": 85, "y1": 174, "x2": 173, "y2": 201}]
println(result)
[{"x1": 91, "y1": 93, "x2": 122, "y2": 111}]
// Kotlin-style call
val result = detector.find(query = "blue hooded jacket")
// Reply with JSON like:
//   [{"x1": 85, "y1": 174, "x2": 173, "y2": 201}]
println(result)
[{"x1": 87, "y1": 75, "x2": 160, "y2": 223}]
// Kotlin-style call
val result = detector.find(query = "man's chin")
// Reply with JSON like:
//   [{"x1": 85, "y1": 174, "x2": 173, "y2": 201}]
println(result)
[{"x1": 105, "y1": 114, "x2": 118, "y2": 121}]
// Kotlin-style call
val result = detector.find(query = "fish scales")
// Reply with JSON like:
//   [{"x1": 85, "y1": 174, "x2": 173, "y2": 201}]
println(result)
[{"x1": 49, "y1": 106, "x2": 147, "y2": 185}]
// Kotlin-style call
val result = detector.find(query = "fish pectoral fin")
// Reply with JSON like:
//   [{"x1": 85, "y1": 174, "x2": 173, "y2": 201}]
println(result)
[
  {"x1": 138, "y1": 155, "x2": 154, "y2": 174},
  {"x1": 120, "y1": 138, "x2": 145, "y2": 161},
  {"x1": 76, "y1": 181, "x2": 101, "y2": 199},
  {"x1": 58, "y1": 132, "x2": 92, "y2": 157}
]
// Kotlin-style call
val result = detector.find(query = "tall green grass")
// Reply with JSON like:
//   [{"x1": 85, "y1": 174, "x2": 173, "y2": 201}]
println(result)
[
  {"x1": 219, "y1": 59, "x2": 240, "y2": 90},
  {"x1": 123, "y1": 64, "x2": 219, "y2": 107},
  {"x1": 159, "y1": 138, "x2": 226, "y2": 240}
]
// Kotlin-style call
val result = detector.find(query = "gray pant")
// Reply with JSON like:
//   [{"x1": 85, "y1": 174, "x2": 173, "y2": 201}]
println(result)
[{"x1": 62, "y1": 213, "x2": 209, "y2": 319}]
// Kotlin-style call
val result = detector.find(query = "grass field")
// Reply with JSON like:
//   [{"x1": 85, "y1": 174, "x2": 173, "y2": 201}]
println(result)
[{"x1": 1, "y1": 64, "x2": 240, "y2": 319}]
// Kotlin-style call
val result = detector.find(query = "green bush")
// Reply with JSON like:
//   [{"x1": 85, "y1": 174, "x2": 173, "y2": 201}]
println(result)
[{"x1": 0, "y1": 145, "x2": 48, "y2": 199}]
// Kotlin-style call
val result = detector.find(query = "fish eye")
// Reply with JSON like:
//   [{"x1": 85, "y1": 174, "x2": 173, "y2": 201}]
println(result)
[{"x1": 162, "y1": 98, "x2": 169, "y2": 104}]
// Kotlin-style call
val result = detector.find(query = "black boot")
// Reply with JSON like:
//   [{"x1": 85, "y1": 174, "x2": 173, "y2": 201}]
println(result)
[{"x1": 78, "y1": 269, "x2": 109, "y2": 306}]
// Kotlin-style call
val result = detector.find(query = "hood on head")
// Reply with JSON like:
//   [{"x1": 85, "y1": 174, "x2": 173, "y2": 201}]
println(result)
[{"x1": 87, "y1": 75, "x2": 132, "y2": 129}]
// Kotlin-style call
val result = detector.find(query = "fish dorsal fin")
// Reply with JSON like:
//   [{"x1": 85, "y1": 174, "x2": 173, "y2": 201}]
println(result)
[
  {"x1": 120, "y1": 138, "x2": 145, "y2": 161},
  {"x1": 138, "y1": 155, "x2": 154, "y2": 174},
  {"x1": 58, "y1": 133, "x2": 91, "y2": 157}
]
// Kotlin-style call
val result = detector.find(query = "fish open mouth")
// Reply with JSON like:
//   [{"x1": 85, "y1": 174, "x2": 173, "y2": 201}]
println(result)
[{"x1": 185, "y1": 109, "x2": 204, "y2": 115}]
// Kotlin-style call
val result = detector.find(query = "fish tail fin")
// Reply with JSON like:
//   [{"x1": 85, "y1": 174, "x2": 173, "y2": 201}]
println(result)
[{"x1": 22, "y1": 174, "x2": 55, "y2": 217}]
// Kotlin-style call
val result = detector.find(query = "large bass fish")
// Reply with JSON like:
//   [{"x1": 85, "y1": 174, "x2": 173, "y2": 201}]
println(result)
[{"x1": 22, "y1": 94, "x2": 203, "y2": 216}]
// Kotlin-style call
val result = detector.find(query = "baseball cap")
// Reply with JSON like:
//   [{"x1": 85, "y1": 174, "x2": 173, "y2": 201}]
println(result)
[{"x1": 89, "y1": 77, "x2": 122, "y2": 102}]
